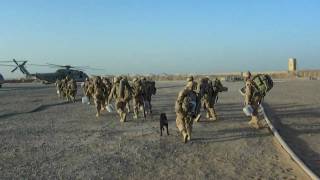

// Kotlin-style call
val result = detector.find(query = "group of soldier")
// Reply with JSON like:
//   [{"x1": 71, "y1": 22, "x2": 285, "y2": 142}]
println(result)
[
  {"x1": 55, "y1": 76, "x2": 78, "y2": 102},
  {"x1": 82, "y1": 76, "x2": 156, "y2": 122},
  {"x1": 175, "y1": 72, "x2": 268, "y2": 143},
  {"x1": 175, "y1": 76, "x2": 229, "y2": 143},
  {"x1": 55, "y1": 72, "x2": 268, "y2": 144}
]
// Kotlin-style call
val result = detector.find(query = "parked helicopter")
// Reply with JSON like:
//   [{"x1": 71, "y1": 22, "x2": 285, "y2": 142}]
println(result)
[
  {"x1": 0, "y1": 59, "x2": 102, "y2": 84},
  {"x1": 0, "y1": 60, "x2": 12, "y2": 88}
]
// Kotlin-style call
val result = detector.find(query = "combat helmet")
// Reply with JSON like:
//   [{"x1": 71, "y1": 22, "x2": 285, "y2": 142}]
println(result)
[
  {"x1": 187, "y1": 76, "x2": 194, "y2": 82},
  {"x1": 243, "y1": 71, "x2": 252, "y2": 79}
]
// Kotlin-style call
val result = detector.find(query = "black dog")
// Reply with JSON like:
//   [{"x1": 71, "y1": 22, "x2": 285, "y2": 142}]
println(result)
[{"x1": 160, "y1": 113, "x2": 169, "y2": 136}]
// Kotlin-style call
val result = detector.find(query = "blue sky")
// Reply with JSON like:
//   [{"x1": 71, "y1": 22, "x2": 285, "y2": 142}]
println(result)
[{"x1": 1, "y1": 0, "x2": 320, "y2": 78}]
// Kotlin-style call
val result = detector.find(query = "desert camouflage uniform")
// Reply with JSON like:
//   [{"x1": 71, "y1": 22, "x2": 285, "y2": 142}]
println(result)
[
  {"x1": 61, "y1": 77, "x2": 70, "y2": 100},
  {"x1": 83, "y1": 78, "x2": 90, "y2": 95},
  {"x1": 123, "y1": 77, "x2": 132, "y2": 113},
  {"x1": 66, "y1": 78, "x2": 77, "y2": 102},
  {"x1": 175, "y1": 81, "x2": 199, "y2": 143},
  {"x1": 102, "y1": 77, "x2": 112, "y2": 102},
  {"x1": 244, "y1": 72, "x2": 263, "y2": 129},
  {"x1": 143, "y1": 80, "x2": 156, "y2": 114},
  {"x1": 86, "y1": 79, "x2": 95, "y2": 105},
  {"x1": 108, "y1": 77, "x2": 131, "y2": 122},
  {"x1": 132, "y1": 78, "x2": 145, "y2": 119},
  {"x1": 197, "y1": 77, "x2": 217, "y2": 121},
  {"x1": 93, "y1": 77, "x2": 106, "y2": 117}
]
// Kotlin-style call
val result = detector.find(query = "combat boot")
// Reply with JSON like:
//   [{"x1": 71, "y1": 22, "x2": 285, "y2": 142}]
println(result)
[
  {"x1": 120, "y1": 114, "x2": 124, "y2": 122},
  {"x1": 120, "y1": 112, "x2": 127, "y2": 122},
  {"x1": 194, "y1": 114, "x2": 201, "y2": 122},
  {"x1": 186, "y1": 128, "x2": 192, "y2": 141},
  {"x1": 210, "y1": 112, "x2": 217, "y2": 121},
  {"x1": 248, "y1": 116, "x2": 260, "y2": 129},
  {"x1": 210, "y1": 108, "x2": 218, "y2": 121},
  {"x1": 182, "y1": 131, "x2": 188, "y2": 143},
  {"x1": 210, "y1": 116, "x2": 217, "y2": 121},
  {"x1": 206, "y1": 112, "x2": 210, "y2": 119}
]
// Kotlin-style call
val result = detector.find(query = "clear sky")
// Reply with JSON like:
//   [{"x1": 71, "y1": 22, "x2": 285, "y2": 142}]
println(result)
[{"x1": 1, "y1": 0, "x2": 320, "y2": 78}]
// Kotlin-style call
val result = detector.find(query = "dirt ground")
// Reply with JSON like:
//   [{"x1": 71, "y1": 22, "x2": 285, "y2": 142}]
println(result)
[
  {"x1": 0, "y1": 81, "x2": 311, "y2": 179},
  {"x1": 264, "y1": 79, "x2": 320, "y2": 177}
]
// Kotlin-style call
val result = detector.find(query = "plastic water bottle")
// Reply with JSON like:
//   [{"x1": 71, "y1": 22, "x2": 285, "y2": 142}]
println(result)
[
  {"x1": 82, "y1": 96, "x2": 89, "y2": 104},
  {"x1": 243, "y1": 105, "x2": 253, "y2": 116}
]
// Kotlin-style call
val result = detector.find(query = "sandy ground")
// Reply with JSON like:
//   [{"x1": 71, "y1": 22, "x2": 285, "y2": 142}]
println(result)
[
  {"x1": 264, "y1": 79, "x2": 320, "y2": 177},
  {"x1": 0, "y1": 81, "x2": 310, "y2": 179}
]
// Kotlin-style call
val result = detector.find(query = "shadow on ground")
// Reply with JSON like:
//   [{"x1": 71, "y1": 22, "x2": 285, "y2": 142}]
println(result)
[{"x1": 264, "y1": 103, "x2": 320, "y2": 176}]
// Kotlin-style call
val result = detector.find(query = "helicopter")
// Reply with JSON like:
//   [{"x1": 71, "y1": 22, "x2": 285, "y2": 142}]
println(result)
[{"x1": 0, "y1": 59, "x2": 101, "y2": 84}]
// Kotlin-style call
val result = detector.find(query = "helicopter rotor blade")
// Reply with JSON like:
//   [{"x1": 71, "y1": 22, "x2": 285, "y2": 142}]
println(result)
[
  {"x1": 11, "y1": 67, "x2": 18, "y2": 73},
  {"x1": 21, "y1": 61, "x2": 28, "y2": 66},
  {"x1": 28, "y1": 63, "x2": 50, "y2": 67},
  {"x1": 13, "y1": 59, "x2": 19, "y2": 66},
  {"x1": 46, "y1": 63, "x2": 71, "y2": 68},
  {"x1": 73, "y1": 65, "x2": 105, "y2": 71}
]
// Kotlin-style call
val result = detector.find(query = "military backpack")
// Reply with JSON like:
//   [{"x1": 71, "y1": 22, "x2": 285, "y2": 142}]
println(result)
[{"x1": 252, "y1": 74, "x2": 273, "y2": 96}]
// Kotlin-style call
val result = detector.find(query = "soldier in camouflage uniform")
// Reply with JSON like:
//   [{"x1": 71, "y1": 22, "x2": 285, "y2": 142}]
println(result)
[
  {"x1": 143, "y1": 79, "x2": 156, "y2": 115},
  {"x1": 66, "y1": 78, "x2": 77, "y2": 102},
  {"x1": 196, "y1": 77, "x2": 217, "y2": 121},
  {"x1": 108, "y1": 76, "x2": 131, "y2": 122},
  {"x1": 61, "y1": 76, "x2": 70, "y2": 101},
  {"x1": 86, "y1": 78, "x2": 95, "y2": 105},
  {"x1": 83, "y1": 78, "x2": 91, "y2": 104},
  {"x1": 83, "y1": 78, "x2": 90, "y2": 95},
  {"x1": 93, "y1": 76, "x2": 107, "y2": 117},
  {"x1": 175, "y1": 79, "x2": 199, "y2": 143},
  {"x1": 131, "y1": 78, "x2": 146, "y2": 119},
  {"x1": 123, "y1": 76, "x2": 132, "y2": 113},
  {"x1": 102, "y1": 77, "x2": 112, "y2": 104},
  {"x1": 243, "y1": 71, "x2": 263, "y2": 129}
]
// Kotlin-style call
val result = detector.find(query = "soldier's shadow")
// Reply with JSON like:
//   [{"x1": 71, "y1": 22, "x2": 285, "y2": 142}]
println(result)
[
  {"x1": 0, "y1": 85, "x2": 52, "y2": 92},
  {"x1": 192, "y1": 127, "x2": 270, "y2": 143},
  {"x1": 0, "y1": 101, "x2": 71, "y2": 119}
]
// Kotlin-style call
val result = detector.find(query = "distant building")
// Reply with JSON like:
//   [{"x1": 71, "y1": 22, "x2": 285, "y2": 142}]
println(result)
[{"x1": 288, "y1": 58, "x2": 297, "y2": 72}]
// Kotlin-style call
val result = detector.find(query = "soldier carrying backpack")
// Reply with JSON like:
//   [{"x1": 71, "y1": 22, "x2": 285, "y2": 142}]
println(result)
[
  {"x1": 108, "y1": 76, "x2": 132, "y2": 122},
  {"x1": 242, "y1": 71, "x2": 273, "y2": 129},
  {"x1": 175, "y1": 78, "x2": 200, "y2": 143}
]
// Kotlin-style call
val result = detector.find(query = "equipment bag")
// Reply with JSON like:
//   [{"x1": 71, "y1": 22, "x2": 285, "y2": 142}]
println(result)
[
  {"x1": 252, "y1": 74, "x2": 273, "y2": 96},
  {"x1": 119, "y1": 79, "x2": 125, "y2": 98}
]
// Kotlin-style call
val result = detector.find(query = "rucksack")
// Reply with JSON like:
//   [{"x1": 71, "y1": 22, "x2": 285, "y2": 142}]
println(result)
[
  {"x1": 181, "y1": 91, "x2": 198, "y2": 115},
  {"x1": 119, "y1": 79, "x2": 125, "y2": 98},
  {"x1": 252, "y1": 74, "x2": 273, "y2": 96},
  {"x1": 118, "y1": 79, "x2": 132, "y2": 100}
]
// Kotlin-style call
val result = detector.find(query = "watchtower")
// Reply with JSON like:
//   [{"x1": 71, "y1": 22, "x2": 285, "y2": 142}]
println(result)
[{"x1": 288, "y1": 58, "x2": 297, "y2": 72}]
